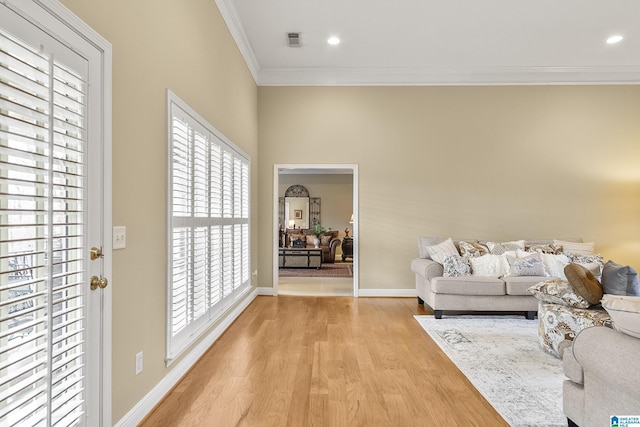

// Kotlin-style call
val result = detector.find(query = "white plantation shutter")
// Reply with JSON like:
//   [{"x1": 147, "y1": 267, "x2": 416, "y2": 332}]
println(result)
[
  {"x1": 0, "y1": 27, "x2": 88, "y2": 426},
  {"x1": 166, "y1": 91, "x2": 250, "y2": 362}
]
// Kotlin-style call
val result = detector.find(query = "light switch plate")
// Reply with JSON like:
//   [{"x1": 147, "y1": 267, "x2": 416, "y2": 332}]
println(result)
[{"x1": 113, "y1": 226, "x2": 126, "y2": 250}]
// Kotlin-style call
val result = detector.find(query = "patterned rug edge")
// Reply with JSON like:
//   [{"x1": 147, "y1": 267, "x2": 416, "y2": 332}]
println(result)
[{"x1": 414, "y1": 315, "x2": 565, "y2": 427}]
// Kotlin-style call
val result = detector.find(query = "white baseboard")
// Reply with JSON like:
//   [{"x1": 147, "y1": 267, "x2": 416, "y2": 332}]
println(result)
[
  {"x1": 357, "y1": 288, "x2": 416, "y2": 297},
  {"x1": 257, "y1": 286, "x2": 275, "y2": 295},
  {"x1": 114, "y1": 288, "x2": 258, "y2": 427}
]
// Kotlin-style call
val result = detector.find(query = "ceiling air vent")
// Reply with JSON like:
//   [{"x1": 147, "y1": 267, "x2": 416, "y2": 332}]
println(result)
[{"x1": 287, "y1": 32, "x2": 302, "y2": 48}]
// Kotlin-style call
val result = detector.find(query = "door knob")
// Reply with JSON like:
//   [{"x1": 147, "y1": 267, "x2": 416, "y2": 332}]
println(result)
[{"x1": 90, "y1": 275, "x2": 108, "y2": 290}]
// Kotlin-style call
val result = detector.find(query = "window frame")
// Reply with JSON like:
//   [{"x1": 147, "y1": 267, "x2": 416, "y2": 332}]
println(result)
[{"x1": 165, "y1": 90, "x2": 250, "y2": 364}]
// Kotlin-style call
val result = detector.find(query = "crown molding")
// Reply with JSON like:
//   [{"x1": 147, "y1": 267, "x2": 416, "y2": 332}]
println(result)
[
  {"x1": 215, "y1": 1, "x2": 640, "y2": 87},
  {"x1": 215, "y1": 0, "x2": 260, "y2": 84},
  {"x1": 257, "y1": 65, "x2": 640, "y2": 86}
]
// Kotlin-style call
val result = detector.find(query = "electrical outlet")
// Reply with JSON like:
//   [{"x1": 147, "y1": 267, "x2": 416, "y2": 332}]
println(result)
[
  {"x1": 113, "y1": 226, "x2": 126, "y2": 250},
  {"x1": 135, "y1": 351, "x2": 143, "y2": 375}
]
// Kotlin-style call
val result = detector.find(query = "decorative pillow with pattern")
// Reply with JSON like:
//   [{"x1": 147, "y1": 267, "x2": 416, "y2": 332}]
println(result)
[
  {"x1": 442, "y1": 255, "x2": 471, "y2": 277},
  {"x1": 554, "y1": 240, "x2": 595, "y2": 255},
  {"x1": 526, "y1": 243, "x2": 562, "y2": 254},
  {"x1": 528, "y1": 279, "x2": 591, "y2": 308},
  {"x1": 505, "y1": 253, "x2": 548, "y2": 277},
  {"x1": 458, "y1": 241, "x2": 489, "y2": 258},
  {"x1": 487, "y1": 240, "x2": 526, "y2": 255}
]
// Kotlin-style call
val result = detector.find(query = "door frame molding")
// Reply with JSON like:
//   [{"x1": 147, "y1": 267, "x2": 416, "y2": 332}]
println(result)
[{"x1": 273, "y1": 164, "x2": 358, "y2": 296}]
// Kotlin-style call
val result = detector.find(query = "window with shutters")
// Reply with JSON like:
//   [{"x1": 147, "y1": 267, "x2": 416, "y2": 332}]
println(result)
[
  {"x1": 166, "y1": 90, "x2": 250, "y2": 363},
  {"x1": 0, "y1": 28, "x2": 88, "y2": 426}
]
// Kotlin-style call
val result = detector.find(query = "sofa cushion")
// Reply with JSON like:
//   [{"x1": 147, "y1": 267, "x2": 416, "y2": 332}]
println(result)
[
  {"x1": 528, "y1": 279, "x2": 590, "y2": 308},
  {"x1": 430, "y1": 276, "x2": 505, "y2": 296},
  {"x1": 564, "y1": 263, "x2": 603, "y2": 305},
  {"x1": 601, "y1": 260, "x2": 640, "y2": 296},
  {"x1": 602, "y1": 294, "x2": 640, "y2": 339},
  {"x1": 503, "y1": 276, "x2": 549, "y2": 296}
]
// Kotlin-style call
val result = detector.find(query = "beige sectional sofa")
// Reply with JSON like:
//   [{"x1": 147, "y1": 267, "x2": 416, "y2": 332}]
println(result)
[
  {"x1": 411, "y1": 237, "x2": 593, "y2": 319},
  {"x1": 563, "y1": 313, "x2": 640, "y2": 426}
]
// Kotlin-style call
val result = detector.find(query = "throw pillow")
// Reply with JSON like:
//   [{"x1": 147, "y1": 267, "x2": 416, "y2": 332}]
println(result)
[
  {"x1": 442, "y1": 255, "x2": 471, "y2": 277},
  {"x1": 486, "y1": 240, "x2": 525, "y2": 255},
  {"x1": 540, "y1": 253, "x2": 570, "y2": 280},
  {"x1": 320, "y1": 235, "x2": 332, "y2": 246},
  {"x1": 458, "y1": 241, "x2": 489, "y2": 258},
  {"x1": 417, "y1": 236, "x2": 447, "y2": 259},
  {"x1": 554, "y1": 240, "x2": 595, "y2": 256},
  {"x1": 469, "y1": 254, "x2": 509, "y2": 278},
  {"x1": 525, "y1": 243, "x2": 562, "y2": 254},
  {"x1": 564, "y1": 263, "x2": 603, "y2": 305},
  {"x1": 601, "y1": 260, "x2": 640, "y2": 296},
  {"x1": 505, "y1": 253, "x2": 548, "y2": 277},
  {"x1": 527, "y1": 279, "x2": 591, "y2": 309},
  {"x1": 601, "y1": 294, "x2": 640, "y2": 339},
  {"x1": 424, "y1": 237, "x2": 459, "y2": 264}
]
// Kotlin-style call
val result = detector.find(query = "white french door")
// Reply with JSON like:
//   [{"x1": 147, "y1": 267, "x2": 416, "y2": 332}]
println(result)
[{"x1": 0, "y1": 1, "x2": 111, "y2": 426}]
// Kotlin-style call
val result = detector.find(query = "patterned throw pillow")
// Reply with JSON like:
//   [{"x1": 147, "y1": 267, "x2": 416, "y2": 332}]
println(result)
[
  {"x1": 505, "y1": 253, "x2": 548, "y2": 277},
  {"x1": 458, "y1": 241, "x2": 489, "y2": 258},
  {"x1": 487, "y1": 240, "x2": 526, "y2": 255},
  {"x1": 443, "y1": 255, "x2": 471, "y2": 277},
  {"x1": 526, "y1": 243, "x2": 562, "y2": 254},
  {"x1": 528, "y1": 279, "x2": 591, "y2": 308}
]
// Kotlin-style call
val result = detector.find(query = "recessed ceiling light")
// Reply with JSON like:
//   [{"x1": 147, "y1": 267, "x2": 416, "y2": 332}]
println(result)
[
  {"x1": 327, "y1": 36, "x2": 340, "y2": 46},
  {"x1": 606, "y1": 35, "x2": 623, "y2": 44}
]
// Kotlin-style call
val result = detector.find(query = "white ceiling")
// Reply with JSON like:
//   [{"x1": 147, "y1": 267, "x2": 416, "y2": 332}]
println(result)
[{"x1": 215, "y1": 0, "x2": 640, "y2": 86}]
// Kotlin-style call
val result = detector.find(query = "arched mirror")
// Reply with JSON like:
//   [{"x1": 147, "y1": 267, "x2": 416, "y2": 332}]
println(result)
[{"x1": 278, "y1": 185, "x2": 320, "y2": 230}]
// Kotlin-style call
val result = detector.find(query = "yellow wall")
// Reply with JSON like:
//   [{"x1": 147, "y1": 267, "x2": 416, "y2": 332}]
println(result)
[
  {"x1": 258, "y1": 86, "x2": 640, "y2": 291},
  {"x1": 60, "y1": 0, "x2": 257, "y2": 421}
]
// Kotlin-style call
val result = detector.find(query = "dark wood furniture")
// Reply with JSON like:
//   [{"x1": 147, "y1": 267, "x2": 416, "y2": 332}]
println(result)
[
  {"x1": 279, "y1": 248, "x2": 323, "y2": 269},
  {"x1": 341, "y1": 237, "x2": 353, "y2": 261}
]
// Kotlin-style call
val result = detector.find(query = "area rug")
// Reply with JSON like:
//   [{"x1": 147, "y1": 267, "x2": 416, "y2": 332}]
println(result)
[
  {"x1": 414, "y1": 315, "x2": 565, "y2": 427},
  {"x1": 278, "y1": 263, "x2": 353, "y2": 278}
]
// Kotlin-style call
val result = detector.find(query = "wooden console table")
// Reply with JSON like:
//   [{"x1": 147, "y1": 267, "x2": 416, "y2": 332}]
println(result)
[{"x1": 279, "y1": 247, "x2": 323, "y2": 269}]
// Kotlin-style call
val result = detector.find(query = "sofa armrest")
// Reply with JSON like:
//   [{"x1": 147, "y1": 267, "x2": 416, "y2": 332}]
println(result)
[
  {"x1": 329, "y1": 238, "x2": 341, "y2": 250},
  {"x1": 572, "y1": 326, "x2": 640, "y2": 397},
  {"x1": 410, "y1": 258, "x2": 443, "y2": 281},
  {"x1": 562, "y1": 348, "x2": 583, "y2": 385}
]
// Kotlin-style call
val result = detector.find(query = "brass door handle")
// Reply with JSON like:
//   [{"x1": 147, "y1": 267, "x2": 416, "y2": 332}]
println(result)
[{"x1": 90, "y1": 275, "x2": 109, "y2": 290}]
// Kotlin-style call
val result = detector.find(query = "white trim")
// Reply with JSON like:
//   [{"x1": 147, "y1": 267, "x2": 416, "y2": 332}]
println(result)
[
  {"x1": 214, "y1": 0, "x2": 259, "y2": 84},
  {"x1": 114, "y1": 288, "x2": 258, "y2": 427},
  {"x1": 257, "y1": 287, "x2": 275, "y2": 296},
  {"x1": 257, "y1": 65, "x2": 640, "y2": 86},
  {"x1": 207, "y1": 3, "x2": 640, "y2": 87},
  {"x1": 273, "y1": 164, "x2": 358, "y2": 297},
  {"x1": 357, "y1": 289, "x2": 417, "y2": 297}
]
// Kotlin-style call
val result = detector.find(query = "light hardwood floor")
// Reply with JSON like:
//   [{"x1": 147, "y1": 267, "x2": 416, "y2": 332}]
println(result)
[{"x1": 140, "y1": 296, "x2": 507, "y2": 426}]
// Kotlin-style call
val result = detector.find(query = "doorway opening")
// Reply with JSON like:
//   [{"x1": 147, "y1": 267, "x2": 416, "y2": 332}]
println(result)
[{"x1": 273, "y1": 164, "x2": 358, "y2": 296}]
